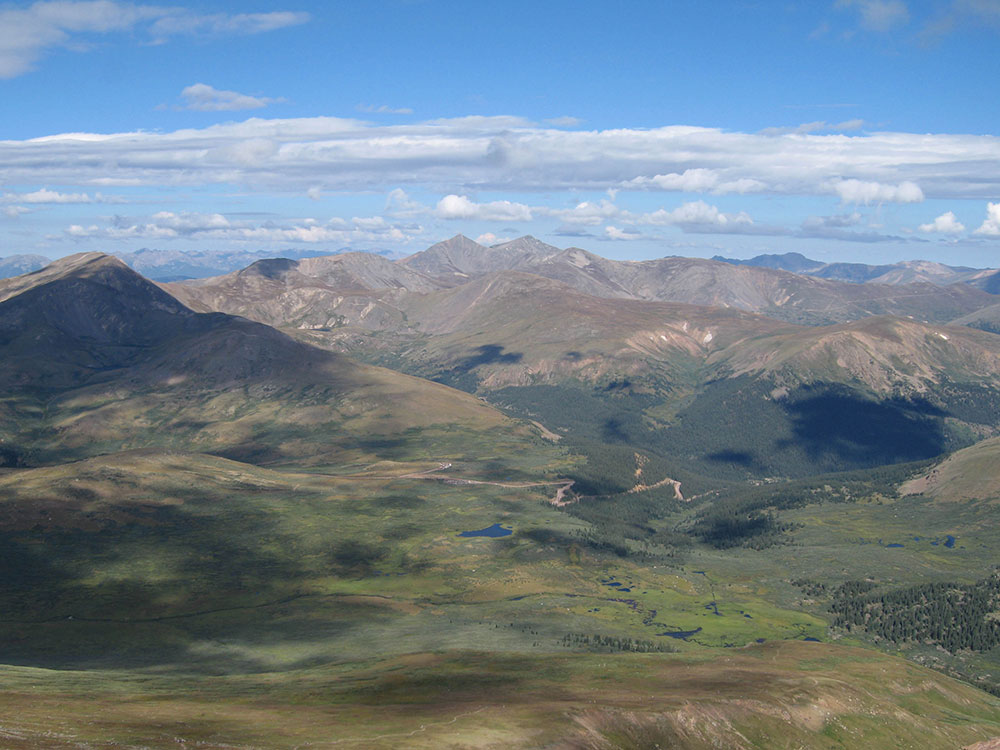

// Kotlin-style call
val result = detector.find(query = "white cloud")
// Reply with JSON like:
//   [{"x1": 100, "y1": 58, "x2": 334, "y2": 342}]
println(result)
[
  {"x1": 546, "y1": 199, "x2": 624, "y2": 226},
  {"x1": 1, "y1": 117, "x2": 998, "y2": 202},
  {"x1": 918, "y1": 211, "x2": 965, "y2": 234},
  {"x1": 604, "y1": 225, "x2": 643, "y2": 240},
  {"x1": 147, "y1": 11, "x2": 310, "y2": 38},
  {"x1": 759, "y1": 119, "x2": 866, "y2": 136},
  {"x1": 14, "y1": 187, "x2": 92, "y2": 203},
  {"x1": 64, "y1": 211, "x2": 422, "y2": 244},
  {"x1": 799, "y1": 213, "x2": 903, "y2": 242},
  {"x1": 385, "y1": 188, "x2": 426, "y2": 218},
  {"x1": 150, "y1": 210, "x2": 231, "y2": 232},
  {"x1": 920, "y1": 1, "x2": 1000, "y2": 40},
  {"x1": 838, "y1": 0, "x2": 910, "y2": 31},
  {"x1": 974, "y1": 202, "x2": 1000, "y2": 236},
  {"x1": 627, "y1": 168, "x2": 721, "y2": 192},
  {"x1": 642, "y1": 200, "x2": 754, "y2": 229},
  {"x1": 2, "y1": 187, "x2": 125, "y2": 205},
  {"x1": 544, "y1": 116, "x2": 582, "y2": 127},
  {"x1": 3, "y1": 205, "x2": 29, "y2": 218},
  {"x1": 475, "y1": 232, "x2": 513, "y2": 245},
  {"x1": 0, "y1": 3, "x2": 309, "y2": 78},
  {"x1": 833, "y1": 179, "x2": 924, "y2": 204},
  {"x1": 178, "y1": 83, "x2": 283, "y2": 112},
  {"x1": 803, "y1": 212, "x2": 863, "y2": 229},
  {"x1": 625, "y1": 169, "x2": 767, "y2": 195},
  {"x1": 306, "y1": 186, "x2": 322, "y2": 201},
  {"x1": 357, "y1": 104, "x2": 414, "y2": 115},
  {"x1": 435, "y1": 194, "x2": 533, "y2": 222},
  {"x1": 714, "y1": 178, "x2": 768, "y2": 194}
]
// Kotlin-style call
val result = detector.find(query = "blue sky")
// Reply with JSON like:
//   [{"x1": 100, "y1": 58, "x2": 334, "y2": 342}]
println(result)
[{"x1": 1, "y1": 0, "x2": 999, "y2": 265}]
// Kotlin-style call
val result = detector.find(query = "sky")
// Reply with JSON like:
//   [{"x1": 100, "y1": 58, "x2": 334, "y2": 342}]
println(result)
[{"x1": 1, "y1": 0, "x2": 999, "y2": 266}]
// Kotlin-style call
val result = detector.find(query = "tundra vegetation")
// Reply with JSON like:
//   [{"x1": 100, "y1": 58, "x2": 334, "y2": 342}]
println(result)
[{"x1": 3, "y1": 246, "x2": 1000, "y2": 747}]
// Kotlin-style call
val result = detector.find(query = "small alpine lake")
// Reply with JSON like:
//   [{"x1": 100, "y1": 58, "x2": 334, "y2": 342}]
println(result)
[{"x1": 458, "y1": 523, "x2": 513, "y2": 538}]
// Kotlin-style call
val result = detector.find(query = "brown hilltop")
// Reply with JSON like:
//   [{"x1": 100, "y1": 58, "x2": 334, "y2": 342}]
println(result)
[{"x1": 0, "y1": 253, "x2": 517, "y2": 468}]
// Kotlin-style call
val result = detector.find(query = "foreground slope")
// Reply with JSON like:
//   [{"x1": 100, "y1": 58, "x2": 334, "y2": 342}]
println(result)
[
  {"x1": 1, "y1": 643, "x2": 999, "y2": 749},
  {"x1": 3, "y1": 448, "x2": 1000, "y2": 748},
  {"x1": 899, "y1": 435, "x2": 1000, "y2": 501}
]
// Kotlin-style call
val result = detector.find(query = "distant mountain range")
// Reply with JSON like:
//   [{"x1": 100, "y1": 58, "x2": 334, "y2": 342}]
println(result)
[
  {"x1": 170, "y1": 234, "x2": 999, "y2": 330},
  {"x1": 0, "y1": 247, "x2": 402, "y2": 282},
  {"x1": 713, "y1": 250, "x2": 1000, "y2": 291},
  {"x1": 0, "y1": 253, "x2": 48, "y2": 279},
  {"x1": 113, "y1": 246, "x2": 401, "y2": 281},
  {"x1": 6, "y1": 241, "x2": 998, "y2": 290},
  {"x1": 166, "y1": 234, "x2": 1000, "y2": 480}
]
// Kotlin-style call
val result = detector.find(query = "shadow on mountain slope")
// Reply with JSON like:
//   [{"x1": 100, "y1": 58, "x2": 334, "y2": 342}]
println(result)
[{"x1": 779, "y1": 388, "x2": 947, "y2": 466}]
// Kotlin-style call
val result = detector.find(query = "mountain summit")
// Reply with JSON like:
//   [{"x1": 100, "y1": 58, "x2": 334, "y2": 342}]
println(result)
[{"x1": 400, "y1": 234, "x2": 561, "y2": 278}]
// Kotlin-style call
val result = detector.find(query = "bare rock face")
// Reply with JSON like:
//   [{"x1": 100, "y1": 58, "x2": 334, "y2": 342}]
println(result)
[
  {"x1": 964, "y1": 739, "x2": 1000, "y2": 750},
  {"x1": 166, "y1": 251, "x2": 445, "y2": 331},
  {"x1": 399, "y1": 234, "x2": 562, "y2": 278}
]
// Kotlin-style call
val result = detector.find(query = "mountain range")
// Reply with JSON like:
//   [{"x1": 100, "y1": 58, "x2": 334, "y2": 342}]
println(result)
[
  {"x1": 0, "y1": 252, "x2": 523, "y2": 469},
  {"x1": 165, "y1": 235, "x2": 1000, "y2": 479},
  {"x1": 169, "y1": 234, "x2": 1000, "y2": 329},
  {"x1": 0, "y1": 253, "x2": 48, "y2": 279},
  {"x1": 0, "y1": 246, "x2": 403, "y2": 283},
  {"x1": 714, "y1": 250, "x2": 1000, "y2": 290},
  {"x1": 4, "y1": 240, "x2": 1000, "y2": 747}
]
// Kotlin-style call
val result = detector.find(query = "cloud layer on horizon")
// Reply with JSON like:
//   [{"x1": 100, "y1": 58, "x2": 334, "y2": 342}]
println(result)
[{"x1": 2, "y1": 116, "x2": 998, "y2": 202}]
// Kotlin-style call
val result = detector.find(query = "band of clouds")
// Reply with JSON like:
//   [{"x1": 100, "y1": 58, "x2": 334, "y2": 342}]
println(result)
[
  {"x1": 0, "y1": 1, "x2": 310, "y2": 78},
  {"x1": 53, "y1": 194, "x2": 1000, "y2": 246},
  {"x1": 426, "y1": 192, "x2": 905, "y2": 243},
  {"x1": 3, "y1": 116, "x2": 999, "y2": 202},
  {"x1": 64, "y1": 211, "x2": 423, "y2": 244},
  {"x1": 3, "y1": 187, "x2": 120, "y2": 203},
  {"x1": 430, "y1": 190, "x2": 994, "y2": 243},
  {"x1": 4, "y1": 114, "x2": 996, "y2": 245}
]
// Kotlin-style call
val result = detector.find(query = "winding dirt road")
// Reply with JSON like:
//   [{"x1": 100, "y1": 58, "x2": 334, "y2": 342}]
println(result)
[{"x1": 351, "y1": 462, "x2": 576, "y2": 505}]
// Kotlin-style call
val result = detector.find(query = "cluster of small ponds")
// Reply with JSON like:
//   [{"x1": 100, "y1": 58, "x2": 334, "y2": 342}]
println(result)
[{"x1": 458, "y1": 527, "x2": 822, "y2": 643}]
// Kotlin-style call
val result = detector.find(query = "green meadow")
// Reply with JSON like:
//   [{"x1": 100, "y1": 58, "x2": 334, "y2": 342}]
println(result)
[{"x1": 3, "y1": 438, "x2": 1000, "y2": 746}]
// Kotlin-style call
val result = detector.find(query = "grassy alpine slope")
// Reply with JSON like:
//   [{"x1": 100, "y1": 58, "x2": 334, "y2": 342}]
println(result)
[
  {"x1": 4, "y1": 253, "x2": 1000, "y2": 746},
  {"x1": 3, "y1": 451, "x2": 1000, "y2": 748},
  {"x1": 0, "y1": 253, "x2": 530, "y2": 469}
]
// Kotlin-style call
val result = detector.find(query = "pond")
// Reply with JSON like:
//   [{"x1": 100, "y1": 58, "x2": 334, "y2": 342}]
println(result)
[
  {"x1": 660, "y1": 627, "x2": 702, "y2": 639},
  {"x1": 600, "y1": 577, "x2": 636, "y2": 593},
  {"x1": 929, "y1": 534, "x2": 957, "y2": 547},
  {"x1": 459, "y1": 523, "x2": 513, "y2": 538}
]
